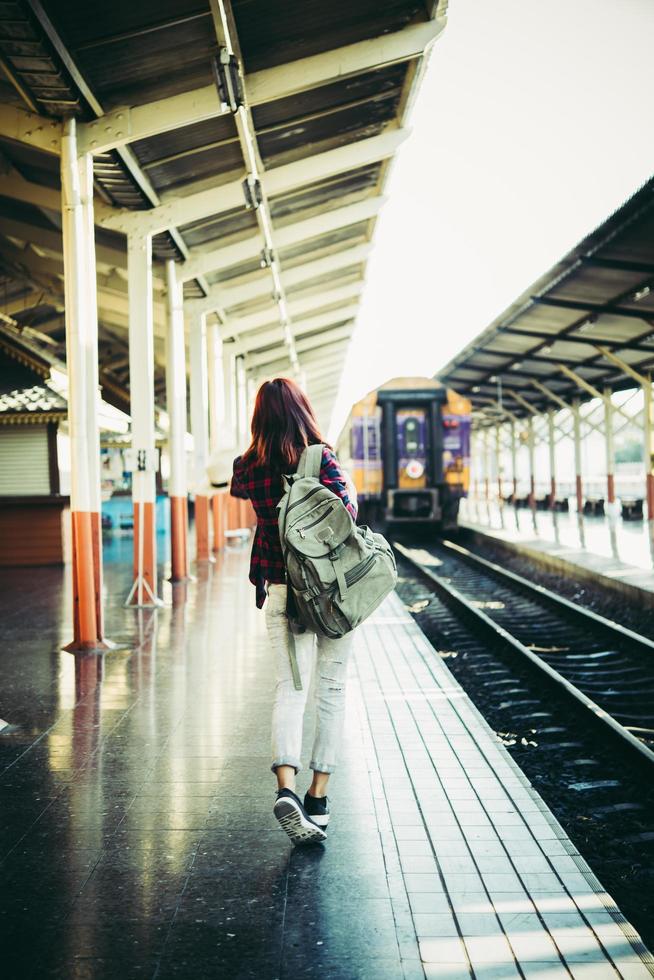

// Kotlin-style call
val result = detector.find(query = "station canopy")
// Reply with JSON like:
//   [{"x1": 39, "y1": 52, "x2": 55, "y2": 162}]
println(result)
[
  {"x1": 437, "y1": 177, "x2": 654, "y2": 423},
  {"x1": 0, "y1": 0, "x2": 448, "y2": 428}
]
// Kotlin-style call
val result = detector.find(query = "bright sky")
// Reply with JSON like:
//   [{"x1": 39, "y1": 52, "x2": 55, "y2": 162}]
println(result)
[{"x1": 327, "y1": 0, "x2": 654, "y2": 441}]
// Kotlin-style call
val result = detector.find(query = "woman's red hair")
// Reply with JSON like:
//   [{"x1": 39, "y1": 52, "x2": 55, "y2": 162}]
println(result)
[{"x1": 242, "y1": 377, "x2": 328, "y2": 470}]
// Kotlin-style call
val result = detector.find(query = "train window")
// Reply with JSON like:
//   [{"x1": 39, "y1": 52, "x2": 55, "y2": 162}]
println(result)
[{"x1": 404, "y1": 417, "x2": 419, "y2": 454}]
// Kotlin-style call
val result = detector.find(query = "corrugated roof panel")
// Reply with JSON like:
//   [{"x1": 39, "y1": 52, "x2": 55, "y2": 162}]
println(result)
[
  {"x1": 270, "y1": 164, "x2": 381, "y2": 222},
  {"x1": 233, "y1": 0, "x2": 425, "y2": 72},
  {"x1": 179, "y1": 206, "x2": 258, "y2": 248}
]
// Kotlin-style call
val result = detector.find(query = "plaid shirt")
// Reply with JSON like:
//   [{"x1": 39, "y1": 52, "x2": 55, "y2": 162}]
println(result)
[{"x1": 230, "y1": 447, "x2": 357, "y2": 608}]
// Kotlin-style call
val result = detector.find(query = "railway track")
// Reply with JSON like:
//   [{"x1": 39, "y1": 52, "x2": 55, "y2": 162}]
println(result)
[{"x1": 394, "y1": 537, "x2": 654, "y2": 769}]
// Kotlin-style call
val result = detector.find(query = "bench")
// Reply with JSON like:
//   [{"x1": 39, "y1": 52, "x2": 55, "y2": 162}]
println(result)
[
  {"x1": 583, "y1": 497, "x2": 605, "y2": 516},
  {"x1": 621, "y1": 498, "x2": 643, "y2": 521}
]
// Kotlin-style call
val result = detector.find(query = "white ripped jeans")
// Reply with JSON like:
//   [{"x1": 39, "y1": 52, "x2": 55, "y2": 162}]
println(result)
[{"x1": 265, "y1": 583, "x2": 354, "y2": 775}]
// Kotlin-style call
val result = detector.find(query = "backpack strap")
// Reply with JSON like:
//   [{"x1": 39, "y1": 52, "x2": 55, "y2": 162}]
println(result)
[{"x1": 297, "y1": 443, "x2": 324, "y2": 479}]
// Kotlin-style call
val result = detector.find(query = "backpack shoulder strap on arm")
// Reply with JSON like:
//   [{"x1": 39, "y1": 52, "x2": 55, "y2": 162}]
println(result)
[{"x1": 297, "y1": 443, "x2": 324, "y2": 479}]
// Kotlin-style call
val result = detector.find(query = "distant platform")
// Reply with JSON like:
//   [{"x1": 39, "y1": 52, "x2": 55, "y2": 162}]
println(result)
[{"x1": 460, "y1": 498, "x2": 654, "y2": 607}]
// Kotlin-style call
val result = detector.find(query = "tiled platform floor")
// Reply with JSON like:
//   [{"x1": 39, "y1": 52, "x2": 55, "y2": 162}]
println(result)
[
  {"x1": 460, "y1": 497, "x2": 654, "y2": 603},
  {"x1": 0, "y1": 546, "x2": 652, "y2": 979}
]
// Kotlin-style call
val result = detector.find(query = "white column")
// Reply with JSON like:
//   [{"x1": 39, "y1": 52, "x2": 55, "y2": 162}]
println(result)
[
  {"x1": 527, "y1": 415, "x2": 536, "y2": 508},
  {"x1": 603, "y1": 386, "x2": 615, "y2": 505},
  {"x1": 165, "y1": 259, "x2": 188, "y2": 580},
  {"x1": 190, "y1": 311, "x2": 211, "y2": 561},
  {"x1": 222, "y1": 344, "x2": 236, "y2": 440},
  {"x1": 207, "y1": 321, "x2": 224, "y2": 456},
  {"x1": 127, "y1": 232, "x2": 158, "y2": 604},
  {"x1": 235, "y1": 355, "x2": 248, "y2": 449},
  {"x1": 548, "y1": 408, "x2": 556, "y2": 508},
  {"x1": 61, "y1": 117, "x2": 103, "y2": 649},
  {"x1": 572, "y1": 397, "x2": 583, "y2": 513}
]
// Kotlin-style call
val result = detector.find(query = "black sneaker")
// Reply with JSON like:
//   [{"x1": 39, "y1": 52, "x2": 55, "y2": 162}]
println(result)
[
  {"x1": 273, "y1": 789, "x2": 327, "y2": 845},
  {"x1": 303, "y1": 791, "x2": 330, "y2": 829}
]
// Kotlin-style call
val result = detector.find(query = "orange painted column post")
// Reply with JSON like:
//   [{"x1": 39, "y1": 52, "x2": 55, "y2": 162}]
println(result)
[
  {"x1": 165, "y1": 259, "x2": 189, "y2": 581},
  {"x1": 61, "y1": 118, "x2": 106, "y2": 651},
  {"x1": 125, "y1": 232, "x2": 159, "y2": 605},
  {"x1": 189, "y1": 310, "x2": 212, "y2": 562},
  {"x1": 212, "y1": 493, "x2": 225, "y2": 551}
]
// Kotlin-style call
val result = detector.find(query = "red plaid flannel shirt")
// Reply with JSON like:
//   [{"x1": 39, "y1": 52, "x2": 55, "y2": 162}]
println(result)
[{"x1": 230, "y1": 447, "x2": 357, "y2": 608}]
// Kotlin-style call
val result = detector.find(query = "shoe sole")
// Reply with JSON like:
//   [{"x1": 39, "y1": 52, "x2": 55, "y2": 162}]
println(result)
[
  {"x1": 306, "y1": 811, "x2": 330, "y2": 827},
  {"x1": 273, "y1": 798, "x2": 327, "y2": 845}
]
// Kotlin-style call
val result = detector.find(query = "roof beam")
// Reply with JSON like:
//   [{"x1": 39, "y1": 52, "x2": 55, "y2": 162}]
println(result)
[
  {"x1": 504, "y1": 389, "x2": 538, "y2": 415},
  {"x1": 75, "y1": 20, "x2": 443, "y2": 156},
  {"x1": 500, "y1": 325, "x2": 654, "y2": 354},
  {"x1": 257, "y1": 343, "x2": 349, "y2": 378},
  {"x1": 582, "y1": 256, "x2": 654, "y2": 276},
  {"x1": 532, "y1": 296, "x2": 653, "y2": 322},
  {"x1": 246, "y1": 323, "x2": 353, "y2": 369},
  {"x1": 223, "y1": 282, "x2": 363, "y2": 336},
  {"x1": 220, "y1": 242, "x2": 371, "y2": 311},
  {"x1": 0, "y1": 103, "x2": 61, "y2": 155},
  {"x1": 233, "y1": 304, "x2": 358, "y2": 355},
  {"x1": 594, "y1": 344, "x2": 649, "y2": 386},
  {"x1": 98, "y1": 129, "x2": 408, "y2": 236},
  {"x1": 177, "y1": 195, "x2": 384, "y2": 283}
]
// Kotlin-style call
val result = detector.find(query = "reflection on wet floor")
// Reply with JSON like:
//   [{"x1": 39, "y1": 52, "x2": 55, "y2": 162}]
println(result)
[
  {"x1": 0, "y1": 545, "x2": 651, "y2": 979},
  {"x1": 462, "y1": 497, "x2": 654, "y2": 577}
]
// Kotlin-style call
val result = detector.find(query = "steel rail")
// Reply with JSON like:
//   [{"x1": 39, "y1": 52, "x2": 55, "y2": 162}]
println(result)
[
  {"x1": 394, "y1": 541, "x2": 654, "y2": 769},
  {"x1": 441, "y1": 537, "x2": 654, "y2": 656}
]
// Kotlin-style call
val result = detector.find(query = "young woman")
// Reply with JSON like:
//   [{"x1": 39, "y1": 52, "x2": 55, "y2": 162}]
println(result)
[{"x1": 230, "y1": 377, "x2": 357, "y2": 845}]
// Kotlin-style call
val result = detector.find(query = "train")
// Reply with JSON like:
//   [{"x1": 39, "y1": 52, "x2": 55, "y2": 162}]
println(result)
[{"x1": 337, "y1": 377, "x2": 471, "y2": 531}]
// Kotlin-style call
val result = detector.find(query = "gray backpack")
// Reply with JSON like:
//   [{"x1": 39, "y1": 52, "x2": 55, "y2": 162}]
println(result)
[{"x1": 277, "y1": 444, "x2": 397, "y2": 689}]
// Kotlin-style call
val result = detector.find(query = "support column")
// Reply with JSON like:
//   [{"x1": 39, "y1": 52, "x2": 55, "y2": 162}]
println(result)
[
  {"x1": 190, "y1": 311, "x2": 211, "y2": 562},
  {"x1": 572, "y1": 397, "x2": 583, "y2": 513},
  {"x1": 235, "y1": 355, "x2": 248, "y2": 449},
  {"x1": 165, "y1": 260, "x2": 189, "y2": 580},
  {"x1": 602, "y1": 386, "x2": 615, "y2": 505},
  {"x1": 495, "y1": 426, "x2": 502, "y2": 501},
  {"x1": 483, "y1": 428, "x2": 490, "y2": 500},
  {"x1": 547, "y1": 408, "x2": 556, "y2": 509},
  {"x1": 61, "y1": 118, "x2": 105, "y2": 650},
  {"x1": 527, "y1": 416, "x2": 536, "y2": 509},
  {"x1": 510, "y1": 420, "x2": 518, "y2": 502},
  {"x1": 643, "y1": 377, "x2": 654, "y2": 519},
  {"x1": 223, "y1": 345, "x2": 236, "y2": 442},
  {"x1": 208, "y1": 322, "x2": 226, "y2": 552},
  {"x1": 126, "y1": 233, "x2": 158, "y2": 605}
]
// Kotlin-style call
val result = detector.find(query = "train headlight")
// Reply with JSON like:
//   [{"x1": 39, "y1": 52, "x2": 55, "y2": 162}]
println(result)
[{"x1": 405, "y1": 459, "x2": 424, "y2": 480}]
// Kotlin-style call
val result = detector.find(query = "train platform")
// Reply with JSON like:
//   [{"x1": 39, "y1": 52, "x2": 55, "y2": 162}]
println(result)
[
  {"x1": 1, "y1": 547, "x2": 653, "y2": 980},
  {"x1": 460, "y1": 498, "x2": 654, "y2": 607}
]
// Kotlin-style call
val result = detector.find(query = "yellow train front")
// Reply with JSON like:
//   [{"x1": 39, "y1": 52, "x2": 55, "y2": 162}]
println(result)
[{"x1": 338, "y1": 378, "x2": 471, "y2": 532}]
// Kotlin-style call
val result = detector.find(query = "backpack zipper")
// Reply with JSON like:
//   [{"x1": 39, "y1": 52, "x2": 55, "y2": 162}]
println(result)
[
  {"x1": 285, "y1": 485, "x2": 324, "y2": 515},
  {"x1": 344, "y1": 553, "x2": 376, "y2": 587},
  {"x1": 296, "y1": 504, "x2": 335, "y2": 538}
]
